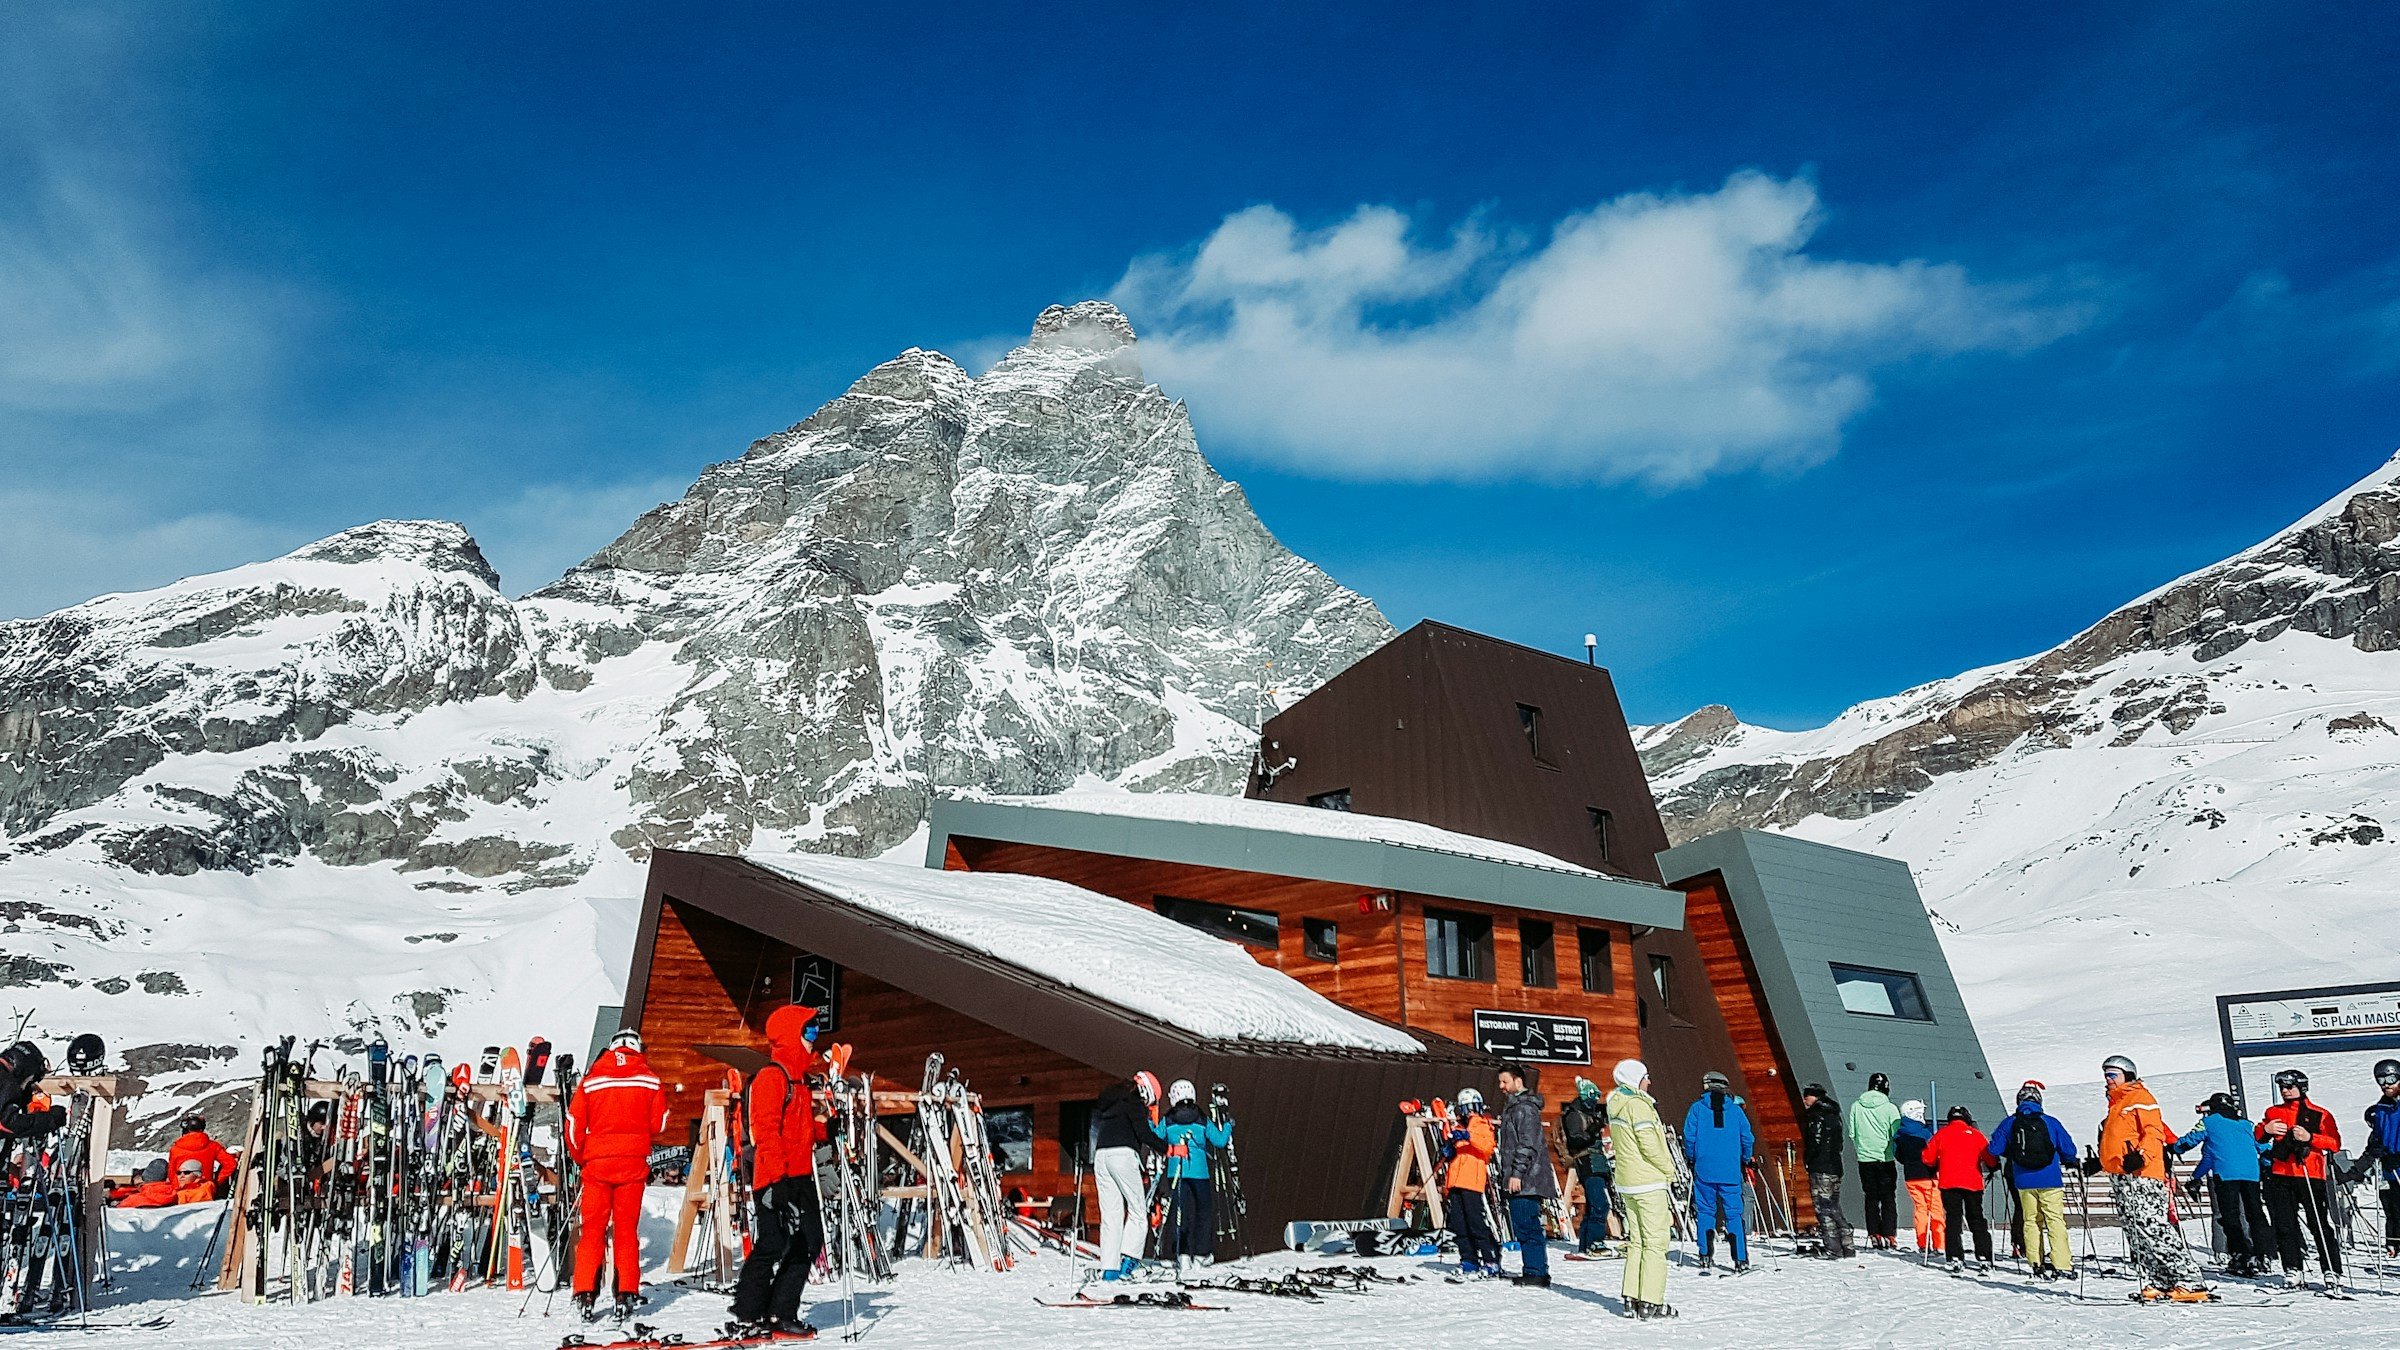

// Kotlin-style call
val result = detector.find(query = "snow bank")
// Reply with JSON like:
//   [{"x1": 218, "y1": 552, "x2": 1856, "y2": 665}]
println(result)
[{"x1": 747, "y1": 853, "x2": 1424, "y2": 1054}]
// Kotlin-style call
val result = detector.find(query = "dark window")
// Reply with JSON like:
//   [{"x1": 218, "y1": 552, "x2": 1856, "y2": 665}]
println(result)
[
  {"x1": 1649, "y1": 953, "x2": 1675, "y2": 1010},
  {"x1": 1830, "y1": 963, "x2": 1934, "y2": 1020},
  {"x1": 1424, "y1": 908, "x2": 1494, "y2": 981},
  {"x1": 1577, "y1": 927, "x2": 1613, "y2": 993},
  {"x1": 985, "y1": 1106, "x2": 1035, "y2": 1174},
  {"x1": 1516, "y1": 703, "x2": 1545, "y2": 761},
  {"x1": 1303, "y1": 917, "x2": 1339, "y2": 962},
  {"x1": 1152, "y1": 896, "x2": 1279, "y2": 949},
  {"x1": 1059, "y1": 1100, "x2": 1097, "y2": 1169},
  {"x1": 1587, "y1": 807, "x2": 1614, "y2": 862},
  {"x1": 1519, "y1": 919, "x2": 1556, "y2": 987},
  {"x1": 1307, "y1": 788, "x2": 1352, "y2": 812}
]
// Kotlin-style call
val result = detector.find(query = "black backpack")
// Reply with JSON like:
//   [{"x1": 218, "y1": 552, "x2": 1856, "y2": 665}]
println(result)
[
  {"x1": 1561, "y1": 1100, "x2": 1601, "y2": 1154},
  {"x1": 2004, "y1": 1112, "x2": 2057, "y2": 1173}
]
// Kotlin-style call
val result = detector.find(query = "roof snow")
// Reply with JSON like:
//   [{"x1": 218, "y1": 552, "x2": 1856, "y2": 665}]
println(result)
[{"x1": 745, "y1": 852, "x2": 1426, "y2": 1054}]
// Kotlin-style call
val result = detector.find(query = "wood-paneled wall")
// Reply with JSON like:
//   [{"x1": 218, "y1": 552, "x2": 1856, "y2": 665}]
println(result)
[{"x1": 1677, "y1": 872, "x2": 1814, "y2": 1221}]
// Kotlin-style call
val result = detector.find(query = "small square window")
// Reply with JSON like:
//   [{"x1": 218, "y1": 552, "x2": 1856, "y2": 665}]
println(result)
[
  {"x1": 1520, "y1": 919, "x2": 1556, "y2": 988},
  {"x1": 1303, "y1": 918, "x2": 1339, "y2": 963},
  {"x1": 1307, "y1": 789, "x2": 1352, "y2": 812},
  {"x1": 1516, "y1": 703, "x2": 1545, "y2": 761},
  {"x1": 1830, "y1": 963, "x2": 1934, "y2": 1021},
  {"x1": 1577, "y1": 927, "x2": 1613, "y2": 994},
  {"x1": 1648, "y1": 953, "x2": 1675, "y2": 1011},
  {"x1": 1424, "y1": 908, "x2": 1494, "y2": 982},
  {"x1": 1587, "y1": 807, "x2": 1613, "y2": 862}
]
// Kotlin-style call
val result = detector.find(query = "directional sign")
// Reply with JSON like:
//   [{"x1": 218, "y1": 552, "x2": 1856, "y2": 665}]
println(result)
[
  {"x1": 2225, "y1": 989, "x2": 2400, "y2": 1046},
  {"x1": 1472, "y1": 1010, "x2": 1591, "y2": 1065}
]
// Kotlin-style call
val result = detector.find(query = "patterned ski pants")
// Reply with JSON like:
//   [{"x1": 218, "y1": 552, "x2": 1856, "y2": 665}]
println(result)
[
  {"x1": 2112, "y1": 1174, "x2": 2200, "y2": 1288},
  {"x1": 1809, "y1": 1173, "x2": 1853, "y2": 1255}
]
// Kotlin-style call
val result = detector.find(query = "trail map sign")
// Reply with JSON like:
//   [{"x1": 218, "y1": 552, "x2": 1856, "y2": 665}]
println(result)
[
  {"x1": 2216, "y1": 979, "x2": 2400, "y2": 1113},
  {"x1": 1472, "y1": 1010, "x2": 1590, "y2": 1065}
]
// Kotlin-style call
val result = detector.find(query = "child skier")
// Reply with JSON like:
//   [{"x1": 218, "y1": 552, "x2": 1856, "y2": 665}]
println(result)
[
  {"x1": 1151, "y1": 1079, "x2": 1233, "y2": 1280},
  {"x1": 1443, "y1": 1088, "x2": 1503, "y2": 1278},
  {"x1": 1895, "y1": 1100, "x2": 1944, "y2": 1255}
]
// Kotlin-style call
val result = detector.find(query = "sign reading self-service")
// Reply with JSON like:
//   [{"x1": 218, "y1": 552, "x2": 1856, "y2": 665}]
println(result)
[{"x1": 1472, "y1": 1010, "x2": 1591, "y2": 1065}]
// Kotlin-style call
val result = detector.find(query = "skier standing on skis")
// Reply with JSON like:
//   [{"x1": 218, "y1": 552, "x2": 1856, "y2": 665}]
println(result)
[
  {"x1": 1679, "y1": 1070, "x2": 1753, "y2": 1273},
  {"x1": 1983, "y1": 1082, "x2": 2076, "y2": 1278},
  {"x1": 1494, "y1": 1063, "x2": 1556, "y2": 1288},
  {"x1": 1443, "y1": 1088, "x2": 1503, "y2": 1278},
  {"x1": 729, "y1": 1005, "x2": 826, "y2": 1341},
  {"x1": 1560, "y1": 1077, "x2": 1614, "y2": 1256},
  {"x1": 2086, "y1": 1054, "x2": 2208, "y2": 1299},
  {"x1": 1896, "y1": 1100, "x2": 1944, "y2": 1255},
  {"x1": 1847, "y1": 1072, "x2": 1902, "y2": 1250},
  {"x1": 166, "y1": 1112, "x2": 240, "y2": 1199},
  {"x1": 566, "y1": 1027, "x2": 668, "y2": 1322},
  {"x1": 2360, "y1": 1060, "x2": 2400, "y2": 1257},
  {"x1": 2170, "y1": 1091, "x2": 2271, "y2": 1277},
  {"x1": 1922, "y1": 1106, "x2": 1995, "y2": 1273},
  {"x1": 1089, "y1": 1073, "x2": 1161, "y2": 1281},
  {"x1": 0, "y1": 1041, "x2": 66, "y2": 1141},
  {"x1": 1798, "y1": 1084, "x2": 1853, "y2": 1258},
  {"x1": 2257, "y1": 1066, "x2": 2342, "y2": 1289},
  {"x1": 1605, "y1": 1059, "x2": 1675, "y2": 1319},
  {"x1": 1150, "y1": 1079, "x2": 1232, "y2": 1280}
]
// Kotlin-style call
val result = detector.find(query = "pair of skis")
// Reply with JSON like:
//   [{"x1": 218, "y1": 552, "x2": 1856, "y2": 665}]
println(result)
[{"x1": 560, "y1": 1322, "x2": 816, "y2": 1347}]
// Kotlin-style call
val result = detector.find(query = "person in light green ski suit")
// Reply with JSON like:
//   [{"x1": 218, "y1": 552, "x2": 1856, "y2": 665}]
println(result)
[
  {"x1": 1847, "y1": 1073, "x2": 1904, "y2": 1249},
  {"x1": 1605, "y1": 1058, "x2": 1677, "y2": 1321}
]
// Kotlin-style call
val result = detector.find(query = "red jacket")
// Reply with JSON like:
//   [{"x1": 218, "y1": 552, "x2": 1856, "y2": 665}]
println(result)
[
  {"x1": 110, "y1": 1179, "x2": 179, "y2": 1209},
  {"x1": 746, "y1": 1006, "x2": 822, "y2": 1188},
  {"x1": 567, "y1": 1046, "x2": 668, "y2": 1186},
  {"x1": 1920, "y1": 1120, "x2": 1992, "y2": 1190},
  {"x1": 2258, "y1": 1098, "x2": 2342, "y2": 1180},
  {"x1": 168, "y1": 1130, "x2": 239, "y2": 1193}
]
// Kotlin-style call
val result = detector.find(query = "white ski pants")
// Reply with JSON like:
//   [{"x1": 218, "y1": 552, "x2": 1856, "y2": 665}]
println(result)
[{"x1": 1094, "y1": 1147, "x2": 1149, "y2": 1268}]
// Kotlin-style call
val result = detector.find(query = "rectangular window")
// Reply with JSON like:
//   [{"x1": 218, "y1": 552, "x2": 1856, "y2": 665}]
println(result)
[
  {"x1": 1307, "y1": 788, "x2": 1352, "y2": 812},
  {"x1": 1830, "y1": 963, "x2": 1934, "y2": 1020},
  {"x1": 986, "y1": 1105, "x2": 1035, "y2": 1174},
  {"x1": 1516, "y1": 703, "x2": 1545, "y2": 761},
  {"x1": 1519, "y1": 919, "x2": 1556, "y2": 988},
  {"x1": 1649, "y1": 953, "x2": 1675, "y2": 1011},
  {"x1": 1424, "y1": 908, "x2": 1494, "y2": 982},
  {"x1": 1587, "y1": 807, "x2": 1613, "y2": 862},
  {"x1": 1303, "y1": 917, "x2": 1339, "y2": 963},
  {"x1": 1059, "y1": 1100, "x2": 1096, "y2": 1169},
  {"x1": 1577, "y1": 927, "x2": 1613, "y2": 994},
  {"x1": 1152, "y1": 896, "x2": 1279, "y2": 949}
]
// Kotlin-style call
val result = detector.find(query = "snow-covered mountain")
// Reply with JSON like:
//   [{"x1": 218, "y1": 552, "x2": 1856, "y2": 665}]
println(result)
[
  {"x1": 1638, "y1": 452, "x2": 2400, "y2": 1085},
  {"x1": 0, "y1": 301, "x2": 1389, "y2": 1124}
]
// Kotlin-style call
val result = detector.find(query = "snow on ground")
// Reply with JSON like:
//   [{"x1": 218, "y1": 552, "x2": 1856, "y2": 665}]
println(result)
[{"x1": 63, "y1": 1189, "x2": 2400, "y2": 1348}]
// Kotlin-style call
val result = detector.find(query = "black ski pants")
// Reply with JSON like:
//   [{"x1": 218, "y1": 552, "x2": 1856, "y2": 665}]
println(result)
[
  {"x1": 1859, "y1": 1161, "x2": 1898, "y2": 1240},
  {"x1": 2263, "y1": 1174, "x2": 2341, "y2": 1275},
  {"x1": 2382, "y1": 1183, "x2": 2400, "y2": 1249},
  {"x1": 2209, "y1": 1177, "x2": 2270, "y2": 1264},
  {"x1": 1165, "y1": 1177, "x2": 1215, "y2": 1258},
  {"x1": 732, "y1": 1178, "x2": 824, "y2": 1325},
  {"x1": 1941, "y1": 1186, "x2": 1992, "y2": 1264},
  {"x1": 1446, "y1": 1186, "x2": 1501, "y2": 1268}
]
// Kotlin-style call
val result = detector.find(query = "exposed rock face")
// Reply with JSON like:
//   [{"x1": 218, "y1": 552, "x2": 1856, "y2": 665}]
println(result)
[{"x1": 0, "y1": 303, "x2": 1392, "y2": 1063}]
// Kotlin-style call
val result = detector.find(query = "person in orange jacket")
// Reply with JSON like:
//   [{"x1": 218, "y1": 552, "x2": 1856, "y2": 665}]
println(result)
[
  {"x1": 166, "y1": 1113, "x2": 240, "y2": 1199},
  {"x1": 728, "y1": 1005, "x2": 824, "y2": 1341},
  {"x1": 1442, "y1": 1088, "x2": 1503, "y2": 1277},
  {"x1": 110, "y1": 1158, "x2": 179, "y2": 1208},
  {"x1": 2083, "y1": 1054, "x2": 2205, "y2": 1298},
  {"x1": 566, "y1": 1028, "x2": 669, "y2": 1322},
  {"x1": 2258, "y1": 1067, "x2": 2343, "y2": 1287}
]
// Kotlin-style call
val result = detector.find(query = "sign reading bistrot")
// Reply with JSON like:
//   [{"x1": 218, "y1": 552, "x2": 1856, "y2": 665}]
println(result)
[
  {"x1": 1472, "y1": 1010, "x2": 1590, "y2": 1065},
  {"x1": 2225, "y1": 988, "x2": 2400, "y2": 1046}
]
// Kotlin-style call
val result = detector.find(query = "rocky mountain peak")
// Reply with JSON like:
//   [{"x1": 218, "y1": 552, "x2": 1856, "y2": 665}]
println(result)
[
  {"x1": 1029, "y1": 300, "x2": 1138, "y2": 352},
  {"x1": 286, "y1": 519, "x2": 504, "y2": 589}
]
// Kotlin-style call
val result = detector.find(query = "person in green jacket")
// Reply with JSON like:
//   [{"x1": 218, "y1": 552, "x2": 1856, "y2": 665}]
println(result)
[
  {"x1": 1605, "y1": 1058, "x2": 1677, "y2": 1321},
  {"x1": 1848, "y1": 1072, "x2": 1903, "y2": 1250}
]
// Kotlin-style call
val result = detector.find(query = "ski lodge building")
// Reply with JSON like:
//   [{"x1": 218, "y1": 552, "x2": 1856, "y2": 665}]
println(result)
[{"x1": 616, "y1": 621, "x2": 2000, "y2": 1243}]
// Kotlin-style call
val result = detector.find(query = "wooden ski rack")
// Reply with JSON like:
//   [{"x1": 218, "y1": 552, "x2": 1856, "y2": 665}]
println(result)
[{"x1": 33, "y1": 1075, "x2": 136, "y2": 1291}]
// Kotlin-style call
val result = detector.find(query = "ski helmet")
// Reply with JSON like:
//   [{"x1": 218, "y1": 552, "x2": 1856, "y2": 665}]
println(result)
[
  {"x1": 1901, "y1": 1099, "x2": 1927, "y2": 1123},
  {"x1": 1947, "y1": 1105, "x2": 1975, "y2": 1124},
  {"x1": 608, "y1": 1027, "x2": 643, "y2": 1053},
  {"x1": 2375, "y1": 1059, "x2": 2400, "y2": 1087},
  {"x1": 0, "y1": 1040, "x2": 45, "y2": 1086},
  {"x1": 2016, "y1": 1081, "x2": 2044, "y2": 1106},
  {"x1": 305, "y1": 1100, "x2": 332, "y2": 1126},
  {"x1": 180, "y1": 1112, "x2": 208, "y2": 1135},
  {"x1": 2101, "y1": 1054, "x2": 2138, "y2": 1082},
  {"x1": 1455, "y1": 1087, "x2": 1485, "y2": 1112},
  {"x1": 1801, "y1": 1082, "x2": 1828, "y2": 1102},
  {"x1": 1867, "y1": 1072, "x2": 1890, "y2": 1094},
  {"x1": 1702, "y1": 1070, "x2": 1731, "y2": 1092},
  {"x1": 2198, "y1": 1092, "x2": 2239, "y2": 1118},
  {"x1": 1168, "y1": 1078, "x2": 1197, "y2": 1107},
  {"x1": 2273, "y1": 1068, "x2": 2308, "y2": 1094},
  {"x1": 1134, "y1": 1071, "x2": 1161, "y2": 1105},
  {"x1": 65, "y1": 1033, "x2": 104, "y2": 1074}
]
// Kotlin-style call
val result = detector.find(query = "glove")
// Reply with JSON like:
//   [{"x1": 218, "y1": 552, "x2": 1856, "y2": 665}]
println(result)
[
  {"x1": 2120, "y1": 1148, "x2": 2145, "y2": 1174},
  {"x1": 2180, "y1": 1177, "x2": 2202, "y2": 1201},
  {"x1": 752, "y1": 1177, "x2": 803, "y2": 1215},
  {"x1": 2078, "y1": 1155, "x2": 2104, "y2": 1176}
]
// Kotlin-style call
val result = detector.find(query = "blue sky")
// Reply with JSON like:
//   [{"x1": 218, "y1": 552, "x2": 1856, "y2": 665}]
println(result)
[{"x1": 5, "y1": 3, "x2": 2397, "y2": 726}]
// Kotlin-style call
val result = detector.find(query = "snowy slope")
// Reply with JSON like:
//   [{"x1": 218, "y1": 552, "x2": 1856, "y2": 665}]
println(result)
[
  {"x1": 1639, "y1": 451, "x2": 2400, "y2": 1086},
  {"x1": 0, "y1": 302, "x2": 1390, "y2": 1125}
]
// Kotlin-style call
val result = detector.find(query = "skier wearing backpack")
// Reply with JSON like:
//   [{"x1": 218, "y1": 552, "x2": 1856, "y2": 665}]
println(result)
[
  {"x1": 566, "y1": 1028, "x2": 668, "y2": 1321},
  {"x1": 0, "y1": 1041, "x2": 66, "y2": 1141},
  {"x1": 1680, "y1": 1070, "x2": 1754, "y2": 1273},
  {"x1": 1150, "y1": 1078, "x2": 1233, "y2": 1280},
  {"x1": 1089, "y1": 1073, "x2": 1162, "y2": 1280},
  {"x1": 2361, "y1": 1060, "x2": 2400, "y2": 1256},
  {"x1": 1444, "y1": 1088, "x2": 1503, "y2": 1278},
  {"x1": 728, "y1": 1005, "x2": 826, "y2": 1341},
  {"x1": 2085, "y1": 1054, "x2": 2208, "y2": 1300},
  {"x1": 1560, "y1": 1077, "x2": 1614, "y2": 1255},
  {"x1": 1896, "y1": 1100, "x2": 1944, "y2": 1254},
  {"x1": 1798, "y1": 1084, "x2": 1853, "y2": 1258},
  {"x1": 1847, "y1": 1072, "x2": 1902, "y2": 1250},
  {"x1": 2169, "y1": 1091, "x2": 2270, "y2": 1277},
  {"x1": 1605, "y1": 1059, "x2": 1676, "y2": 1319},
  {"x1": 2257, "y1": 1066, "x2": 2342, "y2": 1288},
  {"x1": 1983, "y1": 1081, "x2": 2076, "y2": 1278}
]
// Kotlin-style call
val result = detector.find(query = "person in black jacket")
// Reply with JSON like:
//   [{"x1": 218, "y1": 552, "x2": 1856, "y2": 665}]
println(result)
[
  {"x1": 1799, "y1": 1084, "x2": 1853, "y2": 1258},
  {"x1": 1089, "y1": 1074, "x2": 1162, "y2": 1279},
  {"x1": 0, "y1": 1041, "x2": 67, "y2": 1142}
]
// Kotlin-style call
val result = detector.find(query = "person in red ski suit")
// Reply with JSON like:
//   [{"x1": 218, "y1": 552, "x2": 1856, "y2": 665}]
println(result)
[
  {"x1": 729, "y1": 1005, "x2": 825, "y2": 1338},
  {"x1": 567, "y1": 1028, "x2": 669, "y2": 1317},
  {"x1": 166, "y1": 1112, "x2": 240, "y2": 1199}
]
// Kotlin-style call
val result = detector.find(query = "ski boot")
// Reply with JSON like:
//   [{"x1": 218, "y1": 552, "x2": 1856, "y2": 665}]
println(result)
[
  {"x1": 571, "y1": 1291, "x2": 599, "y2": 1322},
  {"x1": 723, "y1": 1319, "x2": 781, "y2": 1342},
  {"x1": 767, "y1": 1320, "x2": 820, "y2": 1341},
  {"x1": 1579, "y1": 1241, "x2": 1611, "y2": 1257},
  {"x1": 1731, "y1": 1260, "x2": 1752, "y2": 1276},
  {"x1": 611, "y1": 1292, "x2": 643, "y2": 1321},
  {"x1": 1511, "y1": 1272, "x2": 1550, "y2": 1288},
  {"x1": 1945, "y1": 1258, "x2": 1964, "y2": 1276},
  {"x1": 1634, "y1": 1299, "x2": 1678, "y2": 1319},
  {"x1": 1975, "y1": 1260, "x2": 1994, "y2": 1276}
]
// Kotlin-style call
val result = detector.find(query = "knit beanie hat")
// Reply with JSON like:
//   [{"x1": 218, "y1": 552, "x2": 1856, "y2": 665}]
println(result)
[{"x1": 1612, "y1": 1059, "x2": 1648, "y2": 1091}]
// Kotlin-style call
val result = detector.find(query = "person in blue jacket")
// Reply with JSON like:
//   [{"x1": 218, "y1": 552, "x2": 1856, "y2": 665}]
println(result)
[
  {"x1": 1680, "y1": 1069, "x2": 1755, "y2": 1273},
  {"x1": 2356, "y1": 1062, "x2": 2400, "y2": 1257},
  {"x1": 2169, "y1": 1090, "x2": 2271, "y2": 1277},
  {"x1": 1151, "y1": 1078, "x2": 1234, "y2": 1280},
  {"x1": 1983, "y1": 1082, "x2": 2079, "y2": 1278}
]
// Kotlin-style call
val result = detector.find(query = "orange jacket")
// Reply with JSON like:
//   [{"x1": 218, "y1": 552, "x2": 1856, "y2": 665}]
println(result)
[
  {"x1": 2257, "y1": 1099, "x2": 2342, "y2": 1180},
  {"x1": 2098, "y1": 1080, "x2": 2171, "y2": 1178},
  {"x1": 746, "y1": 1006, "x2": 822, "y2": 1188},
  {"x1": 1445, "y1": 1114, "x2": 1496, "y2": 1193},
  {"x1": 168, "y1": 1131, "x2": 239, "y2": 1192},
  {"x1": 110, "y1": 1179, "x2": 179, "y2": 1209},
  {"x1": 567, "y1": 1046, "x2": 668, "y2": 1186}
]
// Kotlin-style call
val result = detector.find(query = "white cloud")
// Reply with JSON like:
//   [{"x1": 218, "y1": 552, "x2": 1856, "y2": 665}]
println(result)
[{"x1": 1114, "y1": 172, "x2": 2081, "y2": 484}]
